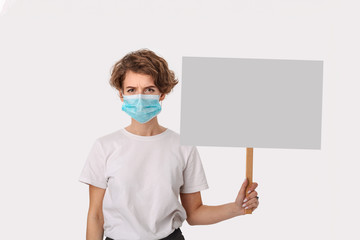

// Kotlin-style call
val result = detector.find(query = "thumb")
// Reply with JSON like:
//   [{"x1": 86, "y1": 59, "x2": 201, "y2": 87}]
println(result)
[{"x1": 236, "y1": 178, "x2": 249, "y2": 203}]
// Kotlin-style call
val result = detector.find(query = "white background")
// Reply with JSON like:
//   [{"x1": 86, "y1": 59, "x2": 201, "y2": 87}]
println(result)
[{"x1": 0, "y1": 0, "x2": 359, "y2": 239}]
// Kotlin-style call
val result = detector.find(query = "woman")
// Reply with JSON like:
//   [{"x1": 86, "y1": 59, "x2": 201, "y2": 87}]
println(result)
[{"x1": 79, "y1": 49, "x2": 259, "y2": 240}]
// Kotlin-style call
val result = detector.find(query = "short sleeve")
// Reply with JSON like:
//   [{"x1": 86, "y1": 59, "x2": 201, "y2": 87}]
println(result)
[
  {"x1": 78, "y1": 139, "x2": 108, "y2": 189},
  {"x1": 180, "y1": 146, "x2": 209, "y2": 194}
]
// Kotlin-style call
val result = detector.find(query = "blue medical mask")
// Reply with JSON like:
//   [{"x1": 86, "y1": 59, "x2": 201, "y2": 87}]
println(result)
[{"x1": 121, "y1": 93, "x2": 162, "y2": 124}]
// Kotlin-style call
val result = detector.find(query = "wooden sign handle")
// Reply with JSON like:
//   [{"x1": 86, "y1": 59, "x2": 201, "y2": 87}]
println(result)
[{"x1": 245, "y1": 147, "x2": 253, "y2": 214}]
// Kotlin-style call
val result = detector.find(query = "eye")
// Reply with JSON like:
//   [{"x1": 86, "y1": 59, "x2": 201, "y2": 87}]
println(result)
[
  {"x1": 127, "y1": 89, "x2": 134, "y2": 92},
  {"x1": 146, "y1": 88, "x2": 155, "y2": 93}
]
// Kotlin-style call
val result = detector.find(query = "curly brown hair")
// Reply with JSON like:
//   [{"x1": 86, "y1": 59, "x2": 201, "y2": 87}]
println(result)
[{"x1": 109, "y1": 49, "x2": 179, "y2": 95}]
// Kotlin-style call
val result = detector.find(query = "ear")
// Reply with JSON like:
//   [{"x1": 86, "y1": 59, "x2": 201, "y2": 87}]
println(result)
[
  {"x1": 159, "y1": 93, "x2": 165, "y2": 101},
  {"x1": 119, "y1": 90, "x2": 124, "y2": 102}
]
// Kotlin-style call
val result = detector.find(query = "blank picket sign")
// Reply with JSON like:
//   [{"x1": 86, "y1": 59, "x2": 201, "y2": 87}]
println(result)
[{"x1": 180, "y1": 57, "x2": 323, "y2": 150}]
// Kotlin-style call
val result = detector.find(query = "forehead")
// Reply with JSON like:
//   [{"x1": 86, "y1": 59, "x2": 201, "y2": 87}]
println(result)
[{"x1": 123, "y1": 70, "x2": 155, "y2": 86}]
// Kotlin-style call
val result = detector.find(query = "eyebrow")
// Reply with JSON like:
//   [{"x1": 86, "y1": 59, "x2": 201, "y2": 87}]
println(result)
[{"x1": 126, "y1": 86, "x2": 156, "y2": 89}]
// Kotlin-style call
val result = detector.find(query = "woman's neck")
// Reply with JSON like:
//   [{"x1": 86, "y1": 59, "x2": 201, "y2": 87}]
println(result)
[{"x1": 125, "y1": 117, "x2": 166, "y2": 136}]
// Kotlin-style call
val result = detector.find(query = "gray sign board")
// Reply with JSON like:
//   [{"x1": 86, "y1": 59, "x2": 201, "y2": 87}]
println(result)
[{"x1": 180, "y1": 57, "x2": 323, "y2": 150}]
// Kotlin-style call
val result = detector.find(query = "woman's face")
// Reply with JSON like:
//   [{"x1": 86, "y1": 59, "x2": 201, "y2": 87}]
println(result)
[{"x1": 119, "y1": 70, "x2": 165, "y2": 102}]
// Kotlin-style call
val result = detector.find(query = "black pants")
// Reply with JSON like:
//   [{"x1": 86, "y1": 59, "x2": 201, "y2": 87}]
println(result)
[{"x1": 105, "y1": 228, "x2": 185, "y2": 240}]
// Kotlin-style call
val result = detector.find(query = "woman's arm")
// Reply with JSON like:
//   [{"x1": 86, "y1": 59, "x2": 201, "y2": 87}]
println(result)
[
  {"x1": 180, "y1": 191, "x2": 240, "y2": 225},
  {"x1": 180, "y1": 179, "x2": 259, "y2": 225},
  {"x1": 86, "y1": 185, "x2": 106, "y2": 240}
]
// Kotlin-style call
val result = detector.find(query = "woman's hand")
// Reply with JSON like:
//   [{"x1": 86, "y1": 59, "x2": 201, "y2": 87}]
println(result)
[{"x1": 234, "y1": 178, "x2": 259, "y2": 215}]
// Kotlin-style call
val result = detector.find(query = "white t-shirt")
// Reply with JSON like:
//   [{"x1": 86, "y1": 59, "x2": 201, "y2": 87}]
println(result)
[{"x1": 78, "y1": 127, "x2": 209, "y2": 240}]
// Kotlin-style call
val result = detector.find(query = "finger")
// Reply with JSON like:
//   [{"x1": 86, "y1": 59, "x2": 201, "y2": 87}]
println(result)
[
  {"x1": 243, "y1": 191, "x2": 258, "y2": 202},
  {"x1": 251, "y1": 206, "x2": 258, "y2": 212},
  {"x1": 243, "y1": 199, "x2": 259, "y2": 209},
  {"x1": 237, "y1": 178, "x2": 249, "y2": 201},
  {"x1": 242, "y1": 198, "x2": 258, "y2": 208},
  {"x1": 247, "y1": 182, "x2": 258, "y2": 194}
]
